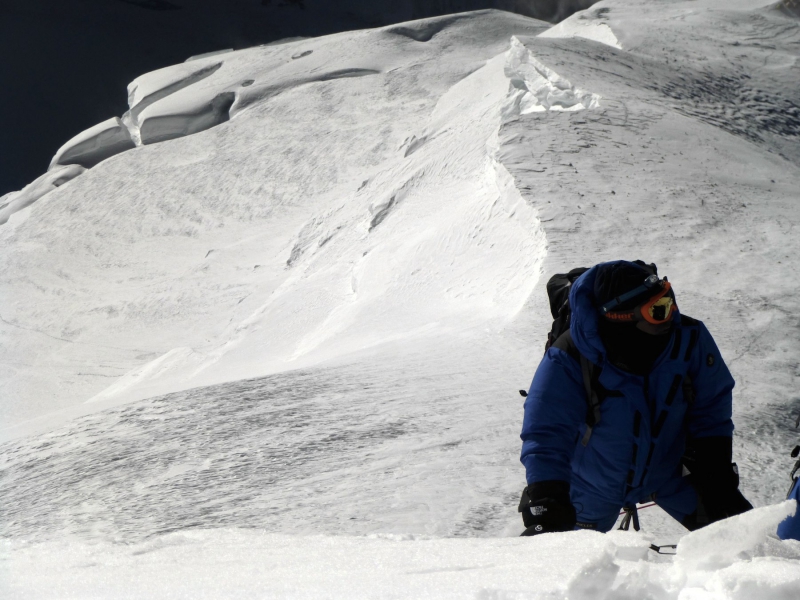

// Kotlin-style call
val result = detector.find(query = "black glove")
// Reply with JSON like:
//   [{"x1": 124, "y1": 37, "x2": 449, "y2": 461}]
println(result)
[
  {"x1": 518, "y1": 481, "x2": 576, "y2": 536},
  {"x1": 684, "y1": 436, "x2": 753, "y2": 529}
]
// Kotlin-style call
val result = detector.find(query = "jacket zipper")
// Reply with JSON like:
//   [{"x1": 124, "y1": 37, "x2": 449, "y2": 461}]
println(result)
[{"x1": 638, "y1": 373, "x2": 655, "y2": 488}]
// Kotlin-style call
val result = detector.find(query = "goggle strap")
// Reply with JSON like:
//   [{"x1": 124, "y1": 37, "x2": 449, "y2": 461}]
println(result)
[
  {"x1": 602, "y1": 283, "x2": 676, "y2": 325},
  {"x1": 600, "y1": 276, "x2": 662, "y2": 314}
]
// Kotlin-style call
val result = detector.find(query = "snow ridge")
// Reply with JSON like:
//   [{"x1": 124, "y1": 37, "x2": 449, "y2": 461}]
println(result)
[
  {"x1": 124, "y1": 61, "x2": 225, "y2": 146},
  {"x1": 503, "y1": 36, "x2": 601, "y2": 115},
  {"x1": 539, "y1": 4, "x2": 623, "y2": 49},
  {"x1": 49, "y1": 117, "x2": 135, "y2": 170},
  {"x1": 0, "y1": 165, "x2": 85, "y2": 226}
]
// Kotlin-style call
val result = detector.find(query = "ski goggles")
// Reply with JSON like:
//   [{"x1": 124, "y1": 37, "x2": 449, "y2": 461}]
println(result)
[{"x1": 600, "y1": 275, "x2": 677, "y2": 325}]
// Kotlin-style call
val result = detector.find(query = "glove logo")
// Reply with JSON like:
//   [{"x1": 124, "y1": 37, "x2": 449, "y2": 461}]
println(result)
[
  {"x1": 535, "y1": 525, "x2": 543, "y2": 532},
  {"x1": 531, "y1": 505, "x2": 548, "y2": 516}
]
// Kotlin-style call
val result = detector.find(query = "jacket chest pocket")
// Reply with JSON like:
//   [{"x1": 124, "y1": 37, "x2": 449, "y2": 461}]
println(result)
[{"x1": 654, "y1": 374, "x2": 688, "y2": 428}]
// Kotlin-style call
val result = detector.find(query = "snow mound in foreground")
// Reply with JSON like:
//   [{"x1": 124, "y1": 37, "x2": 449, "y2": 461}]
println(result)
[{"x1": 2, "y1": 503, "x2": 798, "y2": 599}]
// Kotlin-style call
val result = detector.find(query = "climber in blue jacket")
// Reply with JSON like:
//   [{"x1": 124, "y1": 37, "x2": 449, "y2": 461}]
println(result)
[{"x1": 519, "y1": 261, "x2": 752, "y2": 534}]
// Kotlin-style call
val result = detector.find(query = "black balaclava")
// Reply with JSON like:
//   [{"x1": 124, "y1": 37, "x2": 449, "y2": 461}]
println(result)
[{"x1": 594, "y1": 262, "x2": 673, "y2": 375}]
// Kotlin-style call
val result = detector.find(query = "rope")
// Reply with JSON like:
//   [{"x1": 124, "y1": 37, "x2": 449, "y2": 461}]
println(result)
[
  {"x1": 618, "y1": 501, "x2": 656, "y2": 516},
  {"x1": 616, "y1": 502, "x2": 677, "y2": 554}
]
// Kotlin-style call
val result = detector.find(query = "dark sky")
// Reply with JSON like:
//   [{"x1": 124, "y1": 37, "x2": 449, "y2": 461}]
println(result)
[{"x1": 0, "y1": 0, "x2": 596, "y2": 197}]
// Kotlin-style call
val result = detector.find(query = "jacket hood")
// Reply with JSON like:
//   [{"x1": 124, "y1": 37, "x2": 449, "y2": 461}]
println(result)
[{"x1": 569, "y1": 261, "x2": 682, "y2": 366}]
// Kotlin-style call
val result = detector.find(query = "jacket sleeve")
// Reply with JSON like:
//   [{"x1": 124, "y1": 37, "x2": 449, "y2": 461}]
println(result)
[
  {"x1": 520, "y1": 347, "x2": 587, "y2": 485},
  {"x1": 686, "y1": 322, "x2": 735, "y2": 439}
]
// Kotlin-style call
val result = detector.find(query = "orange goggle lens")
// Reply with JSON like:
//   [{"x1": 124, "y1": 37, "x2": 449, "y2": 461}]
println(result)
[
  {"x1": 603, "y1": 281, "x2": 676, "y2": 325},
  {"x1": 640, "y1": 281, "x2": 676, "y2": 324}
]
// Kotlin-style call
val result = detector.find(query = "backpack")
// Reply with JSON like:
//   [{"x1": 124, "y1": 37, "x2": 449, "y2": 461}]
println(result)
[
  {"x1": 540, "y1": 266, "x2": 600, "y2": 446},
  {"x1": 544, "y1": 267, "x2": 590, "y2": 353}
]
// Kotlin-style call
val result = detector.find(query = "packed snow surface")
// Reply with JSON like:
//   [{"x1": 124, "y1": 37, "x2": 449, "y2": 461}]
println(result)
[
  {"x1": 3, "y1": 505, "x2": 799, "y2": 599},
  {"x1": 2, "y1": 0, "x2": 800, "y2": 597}
]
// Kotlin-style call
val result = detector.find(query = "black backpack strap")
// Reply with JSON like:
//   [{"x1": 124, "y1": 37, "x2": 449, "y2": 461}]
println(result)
[
  {"x1": 552, "y1": 331, "x2": 601, "y2": 446},
  {"x1": 678, "y1": 315, "x2": 699, "y2": 404},
  {"x1": 544, "y1": 267, "x2": 590, "y2": 353},
  {"x1": 552, "y1": 329, "x2": 580, "y2": 360},
  {"x1": 580, "y1": 354, "x2": 601, "y2": 446}
]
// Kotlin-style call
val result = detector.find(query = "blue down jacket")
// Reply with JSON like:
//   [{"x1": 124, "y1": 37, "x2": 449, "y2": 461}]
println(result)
[{"x1": 520, "y1": 263, "x2": 735, "y2": 530}]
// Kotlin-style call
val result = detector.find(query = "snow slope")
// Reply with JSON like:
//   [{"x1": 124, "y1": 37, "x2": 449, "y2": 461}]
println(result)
[
  {"x1": 2, "y1": 1, "x2": 800, "y2": 598},
  {"x1": 0, "y1": 11, "x2": 550, "y2": 430}
]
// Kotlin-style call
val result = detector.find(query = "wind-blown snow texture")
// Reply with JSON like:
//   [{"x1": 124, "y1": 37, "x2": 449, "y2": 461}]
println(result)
[{"x1": 2, "y1": 1, "x2": 800, "y2": 598}]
